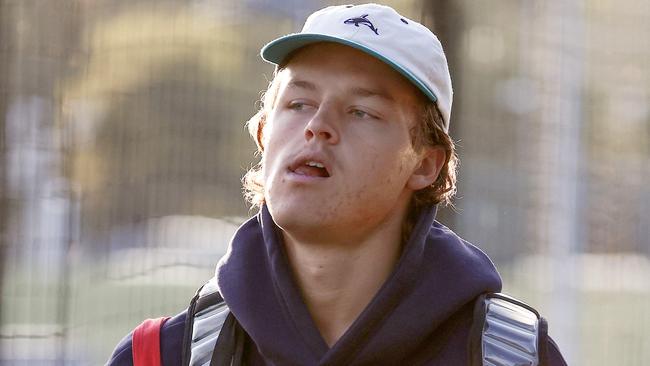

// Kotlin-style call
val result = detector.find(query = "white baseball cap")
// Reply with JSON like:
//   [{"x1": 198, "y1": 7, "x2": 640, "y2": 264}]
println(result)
[{"x1": 261, "y1": 3, "x2": 453, "y2": 132}]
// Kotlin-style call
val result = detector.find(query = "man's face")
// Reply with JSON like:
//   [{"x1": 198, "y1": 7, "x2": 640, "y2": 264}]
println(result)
[{"x1": 261, "y1": 43, "x2": 428, "y2": 243}]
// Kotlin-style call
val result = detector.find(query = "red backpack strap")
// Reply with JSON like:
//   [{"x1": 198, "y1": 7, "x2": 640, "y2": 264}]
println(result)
[{"x1": 132, "y1": 317, "x2": 171, "y2": 366}]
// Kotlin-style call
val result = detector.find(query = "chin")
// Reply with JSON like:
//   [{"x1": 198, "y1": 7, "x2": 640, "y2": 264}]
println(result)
[
  {"x1": 268, "y1": 200, "x2": 315, "y2": 226},
  {"x1": 267, "y1": 201, "x2": 342, "y2": 240}
]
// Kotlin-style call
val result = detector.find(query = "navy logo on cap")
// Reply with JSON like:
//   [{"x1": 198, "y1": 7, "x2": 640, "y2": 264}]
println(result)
[{"x1": 344, "y1": 14, "x2": 379, "y2": 35}]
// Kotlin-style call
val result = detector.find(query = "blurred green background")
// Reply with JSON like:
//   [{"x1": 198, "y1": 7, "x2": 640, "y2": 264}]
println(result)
[{"x1": 0, "y1": 0, "x2": 648, "y2": 364}]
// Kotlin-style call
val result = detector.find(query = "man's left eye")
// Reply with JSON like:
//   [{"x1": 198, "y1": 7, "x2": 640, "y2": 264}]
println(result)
[{"x1": 351, "y1": 109, "x2": 375, "y2": 119}]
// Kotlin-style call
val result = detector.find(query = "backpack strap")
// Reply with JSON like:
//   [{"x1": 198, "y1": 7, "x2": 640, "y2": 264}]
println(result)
[
  {"x1": 469, "y1": 293, "x2": 547, "y2": 366},
  {"x1": 182, "y1": 276, "x2": 235, "y2": 366},
  {"x1": 132, "y1": 317, "x2": 171, "y2": 366}
]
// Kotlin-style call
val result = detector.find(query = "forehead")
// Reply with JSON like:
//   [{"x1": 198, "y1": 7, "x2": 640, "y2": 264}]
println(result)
[{"x1": 277, "y1": 42, "x2": 425, "y2": 104}]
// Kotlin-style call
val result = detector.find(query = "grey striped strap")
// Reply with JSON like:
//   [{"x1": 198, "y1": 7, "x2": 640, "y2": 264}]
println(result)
[
  {"x1": 480, "y1": 293, "x2": 543, "y2": 366},
  {"x1": 189, "y1": 276, "x2": 230, "y2": 366}
]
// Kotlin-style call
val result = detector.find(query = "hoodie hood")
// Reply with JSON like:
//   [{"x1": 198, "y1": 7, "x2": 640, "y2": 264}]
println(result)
[{"x1": 216, "y1": 205, "x2": 502, "y2": 365}]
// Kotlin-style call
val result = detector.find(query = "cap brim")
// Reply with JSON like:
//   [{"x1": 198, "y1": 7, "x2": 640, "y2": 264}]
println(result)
[{"x1": 261, "y1": 33, "x2": 437, "y2": 103}]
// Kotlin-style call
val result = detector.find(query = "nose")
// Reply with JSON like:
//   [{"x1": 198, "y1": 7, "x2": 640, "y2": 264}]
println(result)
[{"x1": 304, "y1": 105, "x2": 340, "y2": 144}]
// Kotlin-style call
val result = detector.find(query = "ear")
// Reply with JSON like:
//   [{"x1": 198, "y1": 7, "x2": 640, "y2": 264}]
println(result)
[{"x1": 406, "y1": 146, "x2": 446, "y2": 191}]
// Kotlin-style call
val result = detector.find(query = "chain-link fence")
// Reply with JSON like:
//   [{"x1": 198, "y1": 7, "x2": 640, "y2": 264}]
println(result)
[{"x1": 1, "y1": 0, "x2": 648, "y2": 364}]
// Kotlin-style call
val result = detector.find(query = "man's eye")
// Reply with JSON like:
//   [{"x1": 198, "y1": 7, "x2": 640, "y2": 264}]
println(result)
[
  {"x1": 351, "y1": 109, "x2": 375, "y2": 119},
  {"x1": 288, "y1": 102, "x2": 307, "y2": 111}
]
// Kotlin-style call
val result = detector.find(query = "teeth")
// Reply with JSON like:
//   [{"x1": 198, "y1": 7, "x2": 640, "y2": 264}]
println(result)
[{"x1": 306, "y1": 161, "x2": 325, "y2": 169}]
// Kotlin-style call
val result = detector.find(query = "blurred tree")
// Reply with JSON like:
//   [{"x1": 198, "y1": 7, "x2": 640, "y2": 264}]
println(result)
[
  {"x1": 0, "y1": 1, "x2": 84, "y2": 362},
  {"x1": 0, "y1": 0, "x2": 11, "y2": 324},
  {"x1": 60, "y1": 3, "x2": 282, "y2": 256}
]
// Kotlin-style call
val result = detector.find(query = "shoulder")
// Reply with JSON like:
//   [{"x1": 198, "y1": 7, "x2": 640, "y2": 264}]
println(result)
[
  {"x1": 545, "y1": 336, "x2": 568, "y2": 366},
  {"x1": 429, "y1": 220, "x2": 500, "y2": 274},
  {"x1": 106, "y1": 310, "x2": 188, "y2": 366},
  {"x1": 106, "y1": 328, "x2": 134, "y2": 366}
]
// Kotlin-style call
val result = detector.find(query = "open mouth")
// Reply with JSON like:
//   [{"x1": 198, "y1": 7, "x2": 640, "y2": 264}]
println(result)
[{"x1": 290, "y1": 160, "x2": 331, "y2": 178}]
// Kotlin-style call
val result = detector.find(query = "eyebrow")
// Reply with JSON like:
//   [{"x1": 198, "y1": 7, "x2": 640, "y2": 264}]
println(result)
[
  {"x1": 286, "y1": 79, "x2": 395, "y2": 102},
  {"x1": 350, "y1": 86, "x2": 395, "y2": 102},
  {"x1": 286, "y1": 79, "x2": 317, "y2": 91}
]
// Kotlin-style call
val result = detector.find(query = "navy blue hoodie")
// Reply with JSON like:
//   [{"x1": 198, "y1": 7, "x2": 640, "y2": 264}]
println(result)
[{"x1": 108, "y1": 205, "x2": 567, "y2": 365}]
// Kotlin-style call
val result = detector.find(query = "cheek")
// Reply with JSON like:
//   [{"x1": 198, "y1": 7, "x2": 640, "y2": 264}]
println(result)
[
  {"x1": 260, "y1": 120, "x2": 282, "y2": 165},
  {"x1": 263, "y1": 111, "x2": 300, "y2": 147},
  {"x1": 352, "y1": 145, "x2": 412, "y2": 196},
  {"x1": 362, "y1": 135, "x2": 418, "y2": 178},
  {"x1": 260, "y1": 123, "x2": 293, "y2": 187}
]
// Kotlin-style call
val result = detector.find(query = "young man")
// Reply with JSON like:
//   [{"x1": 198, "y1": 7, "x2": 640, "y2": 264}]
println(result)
[{"x1": 109, "y1": 4, "x2": 567, "y2": 365}]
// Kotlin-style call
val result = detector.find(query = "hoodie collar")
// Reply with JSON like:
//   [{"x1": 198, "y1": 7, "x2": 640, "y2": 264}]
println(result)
[{"x1": 217, "y1": 205, "x2": 501, "y2": 365}]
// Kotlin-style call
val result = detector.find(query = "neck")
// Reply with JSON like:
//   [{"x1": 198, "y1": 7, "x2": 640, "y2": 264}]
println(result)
[{"x1": 282, "y1": 210, "x2": 406, "y2": 347}]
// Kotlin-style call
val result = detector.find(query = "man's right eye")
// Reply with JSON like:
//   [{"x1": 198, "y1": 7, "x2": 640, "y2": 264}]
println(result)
[{"x1": 288, "y1": 101, "x2": 306, "y2": 110}]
